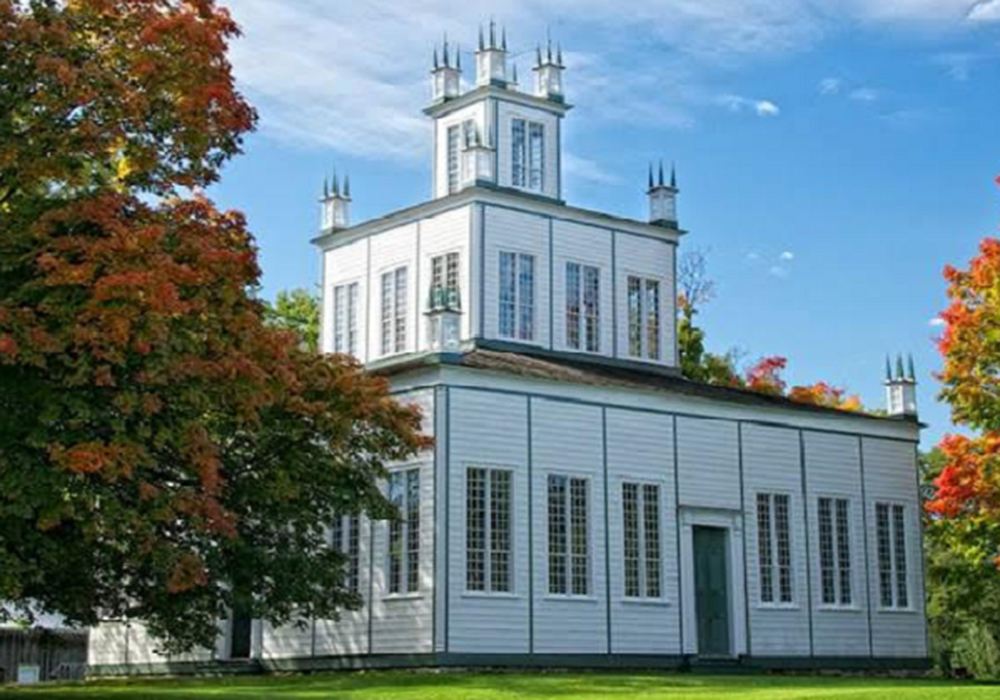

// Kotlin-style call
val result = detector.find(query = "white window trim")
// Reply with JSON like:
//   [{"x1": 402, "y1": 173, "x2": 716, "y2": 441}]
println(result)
[
  {"x1": 497, "y1": 250, "x2": 537, "y2": 343},
  {"x1": 464, "y1": 465, "x2": 515, "y2": 595},
  {"x1": 379, "y1": 265, "x2": 409, "y2": 357},
  {"x1": 565, "y1": 260, "x2": 602, "y2": 354},
  {"x1": 625, "y1": 272, "x2": 663, "y2": 362},
  {"x1": 817, "y1": 494, "x2": 855, "y2": 610},
  {"x1": 546, "y1": 471, "x2": 593, "y2": 599},
  {"x1": 510, "y1": 116, "x2": 546, "y2": 193},
  {"x1": 385, "y1": 466, "x2": 421, "y2": 598},
  {"x1": 875, "y1": 501, "x2": 912, "y2": 612},
  {"x1": 756, "y1": 491, "x2": 796, "y2": 608},
  {"x1": 332, "y1": 279, "x2": 361, "y2": 356},
  {"x1": 620, "y1": 478, "x2": 665, "y2": 601}
]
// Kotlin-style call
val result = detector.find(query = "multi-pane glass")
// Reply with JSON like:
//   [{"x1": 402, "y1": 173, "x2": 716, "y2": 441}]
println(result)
[
  {"x1": 583, "y1": 266, "x2": 600, "y2": 353},
  {"x1": 876, "y1": 503, "x2": 893, "y2": 608},
  {"x1": 490, "y1": 470, "x2": 512, "y2": 592},
  {"x1": 512, "y1": 119, "x2": 545, "y2": 192},
  {"x1": 388, "y1": 468, "x2": 420, "y2": 595},
  {"x1": 566, "y1": 263, "x2": 581, "y2": 350},
  {"x1": 331, "y1": 514, "x2": 361, "y2": 595},
  {"x1": 548, "y1": 476, "x2": 567, "y2": 594},
  {"x1": 528, "y1": 122, "x2": 545, "y2": 191},
  {"x1": 499, "y1": 252, "x2": 536, "y2": 341},
  {"x1": 570, "y1": 478, "x2": 589, "y2": 595},
  {"x1": 819, "y1": 497, "x2": 852, "y2": 606},
  {"x1": 406, "y1": 469, "x2": 420, "y2": 593},
  {"x1": 622, "y1": 483, "x2": 640, "y2": 598},
  {"x1": 757, "y1": 493, "x2": 774, "y2": 603},
  {"x1": 835, "y1": 499, "x2": 852, "y2": 605},
  {"x1": 447, "y1": 125, "x2": 461, "y2": 194},
  {"x1": 548, "y1": 475, "x2": 589, "y2": 596},
  {"x1": 466, "y1": 468, "x2": 487, "y2": 591},
  {"x1": 643, "y1": 484, "x2": 661, "y2": 598},
  {"x1": 627, "y1": 275, "x2": 661, "y2": 360},
  {"x1": 511, "y1": 119, "x2": 526, "y2": 187},
  {"x1": 566, "y1": 263, "x2": 599, "y2": 352},
  {"x1": 627, "y1": 277, "x2": 643, "y2": 358},
  {"x1": 380, "y1": 267, "x2": 408, "y2": 356},
  {"x1": 758, "y1": 492, "x2": 793, "y2": 604},
  {"x1": 466, "y1": 467, "x2": 512, "y2": 593},
  {"x1": 775, "y1": 494, "x2": 793, "y2": 603},
  {"x1": 333, "y1": 282, "x2": 359, "y2": 355},
  {"x1": 893, "y1": 504, "x2": 908, "y2": 609},
  {"x1": 431, "y1": 252, "x2": 460, "y2": 308},
  {"x1": 518, "y1": 254, "x2": 535, "y2": 341},
  {"x1": 622, "y1": 482, "x2": 662, "y2": 599}
]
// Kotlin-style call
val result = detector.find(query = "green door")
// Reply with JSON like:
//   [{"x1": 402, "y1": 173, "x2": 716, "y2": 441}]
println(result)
[{"x1": 694, "y1": 526, "x2": 731, "y2": 657}]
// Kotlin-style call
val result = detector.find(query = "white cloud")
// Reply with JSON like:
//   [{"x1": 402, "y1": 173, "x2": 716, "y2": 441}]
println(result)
[
  {"x1": 563, "y1": 153, "x2": 620, "y2": 185},
  {"x1": 818, "y1": 77, "x2": 842, "y2": 95},
  {"x1": 768, "y1": 266, "x2": 790, "y2": 279},
  {"x1": 779, "y1": 251, "x2": 795, "y2": 261},
  {"x1": 222, "y1": 0, "x2": 994, "y2": 163},
  {"x1": 719, "y1": 94, "x2": 781, "y2": 117},
  {"x1": 849, "y1": 87, "x2": 880, "y2": 102},
  {"x1": 746, "y1": 251, "x2": 762, "y2": 262},
  {"x1": 969, "y1": 0, "x2": 1000, "y2": 22},
  {"x1": 932, "y1": 51, "x2": 988, "y2": 81},
  {"x1": 929, "y1": 317, "x2": 946, "y2": 327}
]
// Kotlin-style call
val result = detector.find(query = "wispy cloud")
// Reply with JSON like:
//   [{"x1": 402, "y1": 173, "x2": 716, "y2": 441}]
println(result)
[
  {"x1": 969, "y1": 0, "x2": 1000, "y2": 22},
  {"x1": 818, "y1": 77, "x2": 842, "y2": 95},
  {"x1": 929, "y1": 317, "x2": 946, "y2": 327},
  {"x1": 779, "y1": 251, "x2": 795, "y2": 261},
  {"x1": 719, "y1": 94, "x2": 781, "y2": 117},
  {"x1": 223, "y1": 0, "x2": 996, "y2": 163},
  {"x1": 769, "y1": 265, "x2": 790, "y2": 279},
  {"x1": 849, "y1": 87, "x2": 881, "y2": 102},
  {"x1": 563, "y1": 153, "x2": 620, "y2": 185},
  {"x1": 931, "y1": 52, "x2": 986, "y2": 81}
]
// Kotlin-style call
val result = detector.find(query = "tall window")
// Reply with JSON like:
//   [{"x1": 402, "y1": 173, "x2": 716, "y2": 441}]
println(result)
[
  {"x1": 757, "y1": 493, "x2": 793, "y2": 604},
  {"x1": 627, "y1": 276, "x2": 661, "y2": 360},
  {"x1": 512, "y1": 118, "x2": 545, "y2": 192},
  {"x1": 818, "y1": 497, "x2": 853, "y2": 606},
  {"x1": 447, "y1": 125, "x2": 461, "y2": 194},
  {"x1": 430, "y1": 252, "x2": 460, "y2": 307},
  {"x1": 380, "y1": 266, "x2": 408, "y2": 355},
  {"x1": 330, "y1": 514, "x2": 361, "y2": 594},
  {"x1": 388, "y1": 469, "x2": 420, "y2": 594},
  {"x1": 566, "y1": 263, "x2": 600, "y2": 352},
  {"x1": 876, "y1": 503, "x2": 909, "y2": 609},
  {"x1": 548, "y1": 475, "x2": 589, "y2": 596},
  {"x1": 499, "y1": 251, "x2": 535, "y2": 341},
  {"x1": 622, "y1": 482, "x2": 662, "y2": 599},
  {"x1": 466, "y1": 468, "x2": 513, "y2": 593},
  {"x1": 333, "y1": 282, "x2": 359, "y2": 355}
]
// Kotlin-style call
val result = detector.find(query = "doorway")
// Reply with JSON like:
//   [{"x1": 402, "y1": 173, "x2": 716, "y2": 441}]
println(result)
[{"x1": 693, "y1": 526, "x2": 731, "y2": 657}]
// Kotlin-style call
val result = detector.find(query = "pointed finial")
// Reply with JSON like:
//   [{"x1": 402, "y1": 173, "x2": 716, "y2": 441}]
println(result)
[
  {"x1": 343, "y1": 175, "x2": 351, "y2": 199},
  {"x1": 456, "y1": 43, "x2": 462, "y2": 70},
  {"x1": 547, "y1": 38, "x2": 553, "y2": 64},
  {"x1": 671, "y1": 162, "x2": 677, "y2": 189},
  {"x1": 536, "y1": 45, "x2": 543, "y2": 68},
  {"x1": 907, "y1": 354, "x2": 916, "y2": 382},
  {"x1": 442, "y1": 34, "x2": 450, "y2": 67},
  {"x1": 479, "y1": 25, "x2": 485, "y2": 51},
  {"x1": 885, "y1": 355, "x2": 893, "y2": 382},
  {"x1": 502, "y1": 26, "x2": 507, "y2": 52},
  {"x1": 490, "y1": 19, "x2": 496, "y2": 49},
  {"x1": 323, "y1": 176, "x2": 329, "y2": 199},
  {"x1": 332, "y1": 169, "x2": 340, "y2": 197},
  {"x1": 658, "y1": 161, "x2": 665, "y2": 187},
  {"x1": 512, "y1": 62, "x2": 518, "y2": 85},
  {"x1": 433, "y1": 46, "x2": 439, "y2": 70},
  {"x1": 895, "y1": 354, "x2": 905, "y2": 381},
  {"x1": 557, "y1": 43, "x2": 563, "y2": 67},
  {"x1": 648, "y1": 164, "x2": 654, "y2": 190}
]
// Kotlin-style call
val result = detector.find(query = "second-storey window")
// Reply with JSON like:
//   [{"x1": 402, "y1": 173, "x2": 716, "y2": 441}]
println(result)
[
  {"x1": 622, "y1": 482, "x2": 662, "y2": 599},
  {"x1": 380, "y1": 266, "x2": 408, "y2": 355},
  {"x1": 430, "y1": 252, "x2": 460, "y2": 307},
  {"x1": 757, "y1": 492, "x2": 793, "y2": 604},
  {"x1": 566, "y1": 263, "x2": 600, "y2": 352},
  {"x1": 388, "y1": 469, "x2": 420, "y2": 594},
  {"x1": 447, "y1": 125, "x2": 461, "y2": 194},
  {"x1": 333, "y1": 282, "x2": 359, "y2": 355},
  {"x1": 628, "y1": 276, "x2": 661, "y2": 361},
  {"x1": 876, "y1": 503, "x2": 909, "y2": 609},
  {"x1": 466, "y1": 467, "x2": 513, "y2": 593},
  {"x1": 499, "y1": 251, "x2": 535, "y2": 341},
  {"x1": 548, "y1": 475, "x2": 589, "y2": 596},
  {"x1": 330, "y1": 514, "x2": 361, "y2": 595},
  {"x1": 512, "y1": 119, "x2": 545, "y2": 192},
  {"x1": 818, "y1": 497, "x2": 853, "y2": 606}
]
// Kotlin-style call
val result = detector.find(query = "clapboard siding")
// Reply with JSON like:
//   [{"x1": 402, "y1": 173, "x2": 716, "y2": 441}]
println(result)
[
  {"x1": 313, "y1": 516, "x2": 372, "y2": 657},
  {"x1": 676, "y1": 417, "x2": 740, "y2": 510},
  {"x1": 482, "y1": 206, "x2": 551, "y2": 346},
  {"x1": 803, "y1": 431, "x2": 871, "y2": 657},
  {"x1": 446, "y1": 388, "x2": 531, "y2": 653},
  {"x1": 606, "y1": 409, "x2": 680, "y2": 654},
  {"x1": 614, "y1": 233, "x2": 676, "y2": 366},
  {"x1": 418, "y1": 206, "x2": 473, "y2": 343},
  {"x1": 741, "y1": 424, "x2": 810, "y2": 656},
  {"x1": 87, "y1": 623, "x2": 127, "y2": 666},
  {"x1": 551, "y1": 220, "x2": 613, "y2": 356},
  {"x1": 863, "y1": 438, "x2": 926, "y2": 659},
  {"x1": 531, "y1": 399, "x2": 608, "y2": 653}
]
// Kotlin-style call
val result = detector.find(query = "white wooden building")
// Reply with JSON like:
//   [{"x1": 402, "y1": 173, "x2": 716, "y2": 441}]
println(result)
[{"x1": 88, "y1": 24, "x2": 926, "y2": 673}]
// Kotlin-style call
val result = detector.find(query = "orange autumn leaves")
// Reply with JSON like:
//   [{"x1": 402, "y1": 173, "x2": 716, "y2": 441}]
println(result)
[{"x1": 740, "y1": 356, "x2": 864, "y2": 412}]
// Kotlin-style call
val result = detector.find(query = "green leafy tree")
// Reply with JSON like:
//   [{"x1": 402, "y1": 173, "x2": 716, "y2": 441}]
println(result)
[{"x1": 265, "y1": 288, "x2": 320, "y2": 353}]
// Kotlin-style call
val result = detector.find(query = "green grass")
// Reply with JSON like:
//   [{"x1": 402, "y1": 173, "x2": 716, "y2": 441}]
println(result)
[{"x1": 0, "y1": 672, "x2": 996, "y2": 700}]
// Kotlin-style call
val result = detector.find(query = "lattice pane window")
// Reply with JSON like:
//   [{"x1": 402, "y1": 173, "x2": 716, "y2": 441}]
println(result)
[
  {"x1": 819, "y1": 497, "x2": 853, "y2": 606},
  {"x1": 627, "y1": 277, "x2": 643, "y2": 358},
  {"x1": 387, "y1": 468, "x2": 420, "y2": 595},
  {"x1": 622, "y1": 482, "x2": 663, "y2": 599},
  {"x1": 447, "y1": 125, "x2": 461, "y2": 194},
  {"x1": 570, "y1": 478, "x2": 590, "y2": 595},
  {"x1": 499, "y1": 252, "x2": 517, "y2": 338},
  {"x1": 528, "y1": 122, "x2": 545, "y2": 191},
  {"x1": 548, "y1": 475, "x2": 568, "y2": 594},
  {"x1": 466, "y1": 467, "x2": 513, "y2": 593},
  {"x1": 627, "y1": 275, "x2": 661, "y2": 361},
  {"x1": 566, "y1": 263, "x2": 600, "y2": 352},
  {"x1": 431, "y1": 252, "x2": 461, "y2": 308},
  {"x1": 566, "y1": 263, "x2": 581, "y2": 350},
  {"x1": 333, "y1": 282, "x2": 359, "y2": 355},
  {"x1": 511, "y1": 119, "x2": 526, "y2": 188},
  {"x1": 499, "y1": 252, "x2": 536, "y2": 342},
  {"x1": 331, "y1": 514, "x2": 361, "y2": 595},
  {"x1": 876, "y1": 503, "x2": 909, "y2": 609},
  {"x1": 583, "y1": 266, "x2": 600, "y2": 353},
  {"x1": 622, "y1": 483, "x2": 641, "y2": 598},
  {"x1": 548, "y1": 475, "x2": 590, "y2": 596},
  {"x1": 380, "y1": 267, "x2": 408, "y2": 356},
  {"x1": 643, "y1": 484, "x2": 662, "y2": 598},
  {"x1": 518, "y1": 254, "x2": 535, "y2": 341},
  {"x1": 757, "y1": 492, "x2": 794, "y2": 604}
]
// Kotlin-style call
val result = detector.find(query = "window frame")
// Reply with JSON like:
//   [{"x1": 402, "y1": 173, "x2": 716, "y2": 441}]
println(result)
[
  {"x1": 330, "y1": 514, "x2": 361, "y2": 595},
  {"x1": 511, "y1": 117, "x2": 545, "y2": 192},
  {"x1": 626, "y1": 274, "x2": 662, "y2": 361},
  {"x1": 498, "y1": 251, "x2": 536, "y2": 342},
  {"x1": 565, "y1": 261, "x2": 601, "y2": 353},
  {"x1": 332, "y1": 281, "x2": 360, "y2": 355},
  {"x1": 380, "y1": 266, "x2": 408, "y2": 356},
  {"x1": 465, "y1": 466, "x2": 515, "y2": 595},
  {"x1": 817, "y1": 496, "x2": 854, "y2": 609},
  {"x1": 430, "y1": 251, "x2": 461, "y2": 308},
  {"x1": 386, "y1": 467, "x2": 421, "y2": 597},
  {"x1": 547, "y1": 473, "x2": 592, "y2": 598},
  {"x1": 756, "y1": 491, "x2": 796, "y2": 607},
  {"x1": 621, "y1": 480, "x2": 664, "y2": 601},
  {"x1": 875, "y1": 501, "x2": 911, "y2": 611}
]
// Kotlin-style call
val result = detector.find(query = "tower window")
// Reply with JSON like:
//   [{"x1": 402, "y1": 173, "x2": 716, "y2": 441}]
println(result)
[
  {"x1": 499, "y1": 251, "x2": 535, "y2": 341},
  {"x1": 380, "y1": 266, "x2": 408, "y2": 356},
  {"x1": 627, "y1": 276, "x2": 661, "y2": 361},
  {"x1": 447, "y1": 125, "x2": 461, "y2": 194},
  {"x1": 566, "y1": 262, "x2": 600, "y2": 352},
  {"x1": 622, "y1": 482, "x2": 662, "y2": 599},
  {"x1": 333, "y1": 282, "x2": 359, "y2": 355},
  {"x1": 512, "y1": 118, "x2": 545, "y2": 192}
]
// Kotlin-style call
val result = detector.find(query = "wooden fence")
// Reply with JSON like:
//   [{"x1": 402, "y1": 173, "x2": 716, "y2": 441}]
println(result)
[{"x1": 0, "y1": 628, "x2": 88, "y2": 684}]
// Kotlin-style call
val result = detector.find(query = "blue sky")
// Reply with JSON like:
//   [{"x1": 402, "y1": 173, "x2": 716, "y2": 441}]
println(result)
[{"x1": 210, "y1": 1, "x2": 1000, "y2": 448}]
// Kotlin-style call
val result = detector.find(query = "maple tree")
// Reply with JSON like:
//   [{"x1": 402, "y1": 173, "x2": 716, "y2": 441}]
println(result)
[
  {"x1": 927, "y1": 183, "x2": 1000, "y2": 570},
  {"x1": 0, "y1": 0, "x2": 428, "y2": 652}
]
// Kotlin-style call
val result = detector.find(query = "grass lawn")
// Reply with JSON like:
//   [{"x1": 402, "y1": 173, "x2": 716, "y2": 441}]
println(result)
[{"x1": 0, "y1": 672, "x2": 996, "y2": 699}]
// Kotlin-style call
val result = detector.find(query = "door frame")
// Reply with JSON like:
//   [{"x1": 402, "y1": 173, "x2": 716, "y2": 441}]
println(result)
[{"x1": 679, "y1": 507, "x2": 747, "y2": 657}]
